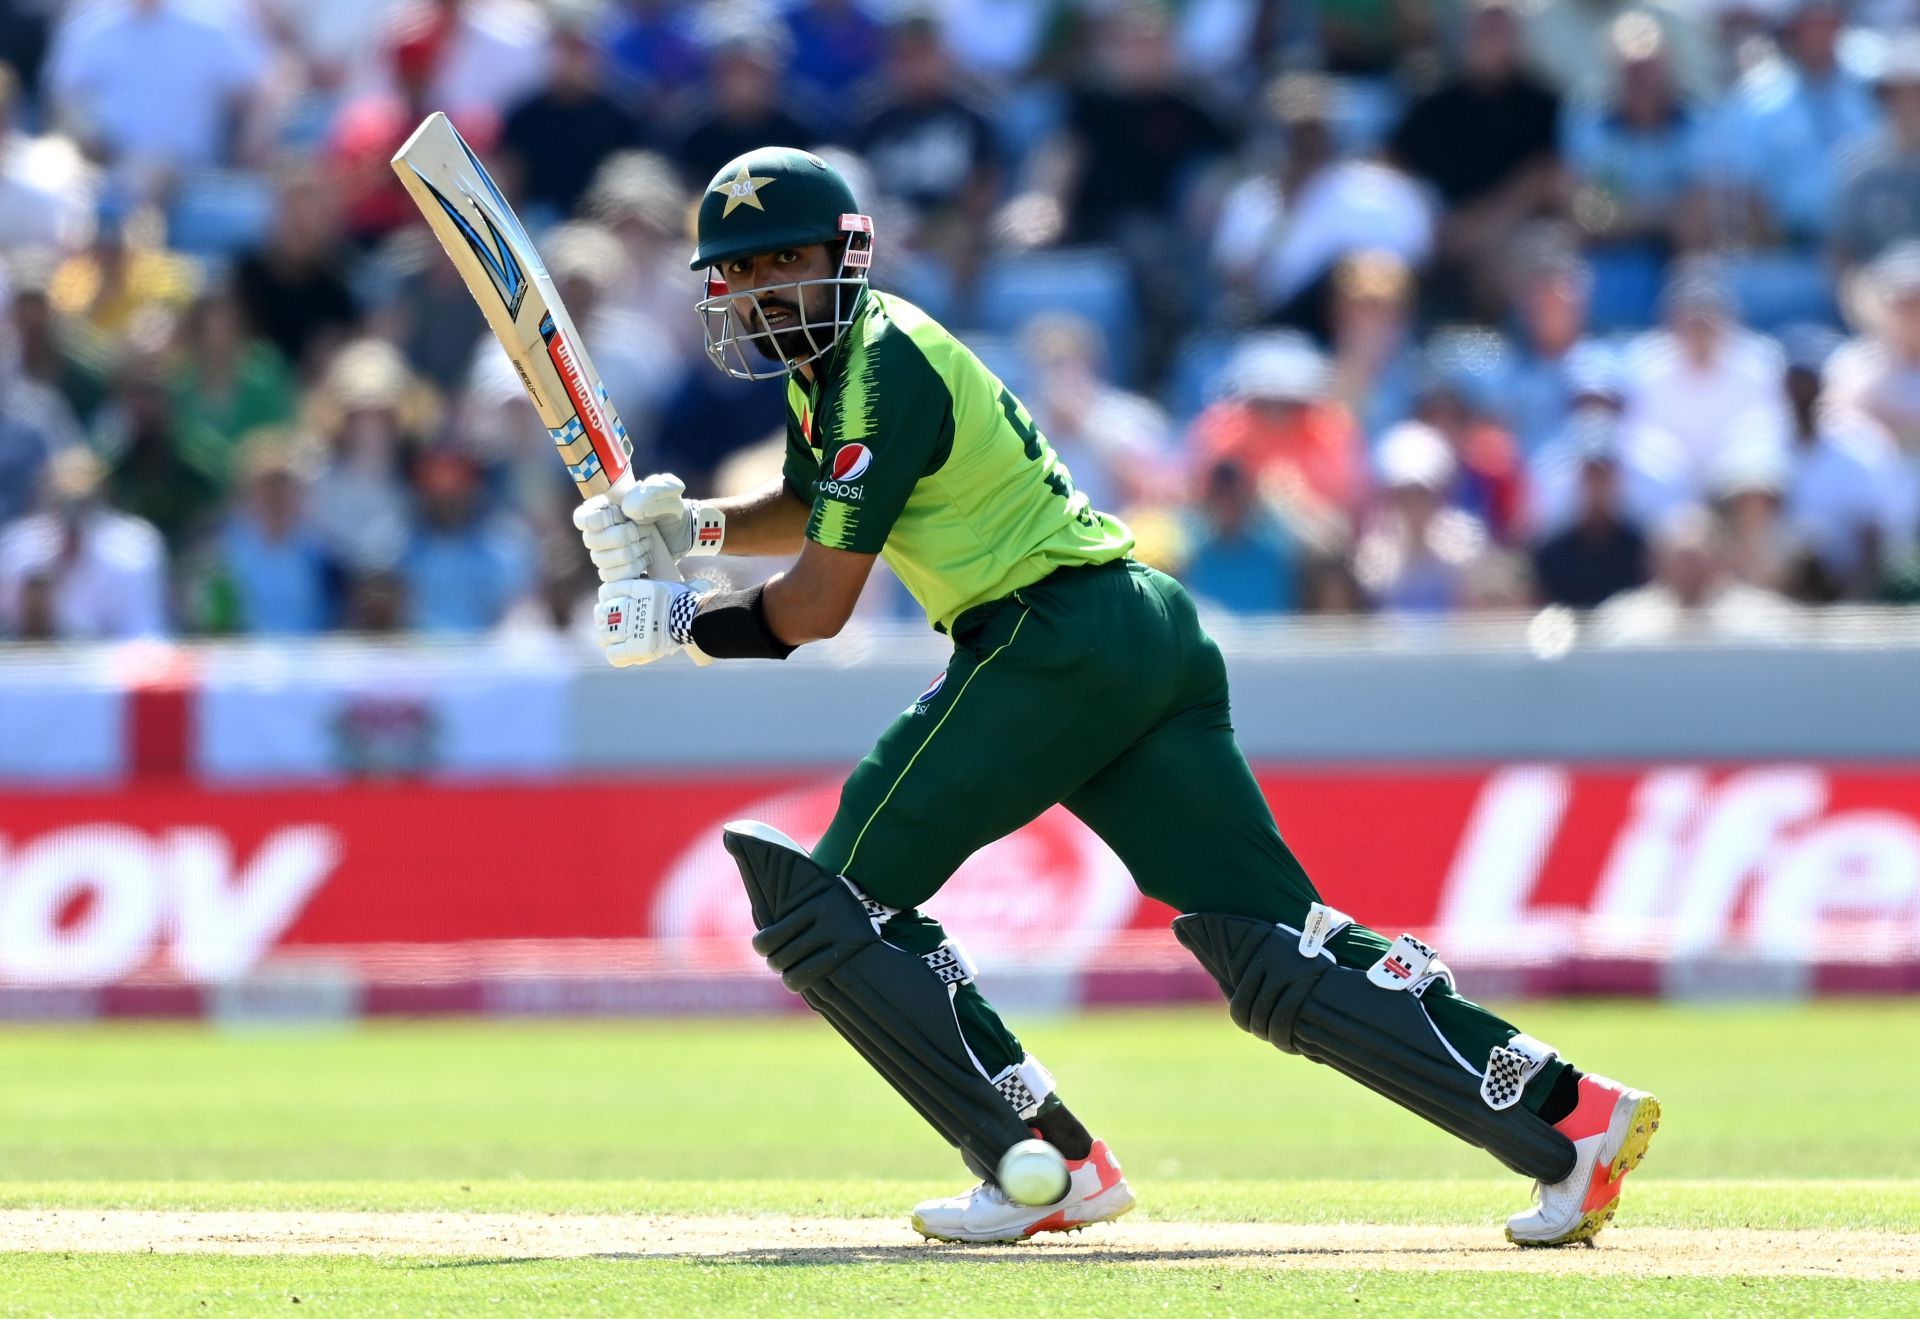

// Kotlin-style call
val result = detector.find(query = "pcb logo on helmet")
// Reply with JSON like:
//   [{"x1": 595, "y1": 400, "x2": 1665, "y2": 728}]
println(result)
[{"x1": 831, "y1": 443, "x2": 873, "y2": 484}]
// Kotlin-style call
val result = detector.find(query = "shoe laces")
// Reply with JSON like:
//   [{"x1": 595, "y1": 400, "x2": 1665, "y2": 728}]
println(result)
[{"x1": 974, "y1": 1181, "x2": 1011, "y2": 1206}]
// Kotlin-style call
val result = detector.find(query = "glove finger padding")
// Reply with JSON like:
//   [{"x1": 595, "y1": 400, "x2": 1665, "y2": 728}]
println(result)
[
  {"x1": 590, "y1": 542, "x2": 653, "y2": 582},
  {"x1": 573, "y1": 494, "x2": 624, "y2": 535},
  {"x1": 580, "y1": 520, "x2": 641, "y2": 553},
  {"x1": 619, "y1": 472, "x2": 687, "y2": 523}
]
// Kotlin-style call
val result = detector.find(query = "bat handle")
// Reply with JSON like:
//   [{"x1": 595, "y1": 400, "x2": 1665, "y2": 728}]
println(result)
[{"x1": 641, "y1": 523, "x2": 714, "y2": 667}]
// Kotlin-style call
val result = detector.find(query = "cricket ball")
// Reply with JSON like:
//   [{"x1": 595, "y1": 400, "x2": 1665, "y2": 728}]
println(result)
[{"x1": 996, "y1": 1138, "x2": 1069, "y2": 1207}]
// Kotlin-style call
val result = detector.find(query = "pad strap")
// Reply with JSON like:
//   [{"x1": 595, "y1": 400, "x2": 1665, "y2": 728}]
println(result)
[
  {"x1": 990, "y1": 1054, "x2": 1056, "y2": 1121},
  {"x1": 1481, "y1": 1033, "x2": 1559, "y2": 1111},
  {"x1": 1298, "y1": 903, "x2": 1351, "y2": 959},
  {"x1": 923, "y1": 939, "x2": 978, "y2": 986},
  {"x1": 1367, "y1": 933, "x2": 1455, "y2": 998}
]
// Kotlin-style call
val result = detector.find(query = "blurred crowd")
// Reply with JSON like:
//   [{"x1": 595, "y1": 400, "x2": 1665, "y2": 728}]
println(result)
[{"x1": 7, "y1": 0, "x2": 1920, "y2": 646}]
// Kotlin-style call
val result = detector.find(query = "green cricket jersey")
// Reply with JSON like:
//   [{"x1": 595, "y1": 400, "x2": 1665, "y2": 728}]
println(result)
[{"x1": 782, "y1": 289, "x2": 1134, "y2": 632}]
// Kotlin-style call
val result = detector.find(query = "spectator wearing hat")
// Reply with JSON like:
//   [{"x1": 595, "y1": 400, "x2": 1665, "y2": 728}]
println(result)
[
  {"x1": 1188, "y1": 332, "x2": 1366, "y2": 527},
  {"x1": 1593, "y1": 503, "x2": 1799, "y2": 643},
  {"x1": 1771, "y1": 324, "x2": 1914, "y2": 597},
  {"x1": 305, "y1": 338, "x2": 439, "y2": 578},
  {"x1": 1388, "y1": 0, "x2": 1564, "y2": 320},
  {"x1": 1181, "y1": 459, "x2": 1300, "y2": 615},
  {"x1": 1354, "y1": 421, "x2": 1493, "y2": 612},
  {"x1": 1621, "y1": 262, "x2": 1784, "y2": 488},
  {"x1": 189, "y1": 432, "x2": 332, "y2": 634},
  {"x1": 1215, "y1": 73, "x2": 1432, "y2": 334},
  {"x1": 402, "y1": 445, "x2": 533, "y2": 633},
  {"x1": 1409, "y1": 330, "x2": 1527, "y2": 544},
  {"x1": 1833, "y1": 31, "x2": 1920, "y2": 279},
  {"x1": 1526, "y1": 362, "x2": 1691, "y2": 537},
  {"x1": 1530, "y1": 418, "x2": 1651, "y2": 608},
  {"x1": 1711, "y1": 0, "x2": 1880, "y2": 252},
  {"x1": 1706, "y1": 436, "x2": 1795, "y2": 593},
  {"x1": 497, "y1": 11, "x2": 645, "y2": 226},
  {"x1": 1826, "y1": 241, "x2": 1920, "y2": 452},
  {"x1": 0, "y1": 447, "x2": 167, "y2": 639}
]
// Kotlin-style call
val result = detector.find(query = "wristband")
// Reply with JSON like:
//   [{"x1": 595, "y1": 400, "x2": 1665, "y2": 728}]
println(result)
[
  {"x1": 684, "y1": 503, "x2": 726, "y2": 556},
  {"x1": 688, "y1": 582, "x2": 798, "y2": 660}
]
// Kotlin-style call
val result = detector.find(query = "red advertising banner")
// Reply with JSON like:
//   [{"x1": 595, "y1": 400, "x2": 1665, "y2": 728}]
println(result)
[{"x1": 2, "y1": 766, "x2": 1917, "y2": 1007}]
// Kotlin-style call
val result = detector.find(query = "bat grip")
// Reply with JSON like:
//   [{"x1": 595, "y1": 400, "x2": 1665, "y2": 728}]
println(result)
[{"x1": 641, "y1": 523, "x2": 714, "y2": 667}]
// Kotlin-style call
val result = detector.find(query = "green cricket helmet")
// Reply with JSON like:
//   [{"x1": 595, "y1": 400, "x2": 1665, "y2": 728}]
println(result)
[{"x1": 690, "y1": 147, "x2": 874, "y2": 381}]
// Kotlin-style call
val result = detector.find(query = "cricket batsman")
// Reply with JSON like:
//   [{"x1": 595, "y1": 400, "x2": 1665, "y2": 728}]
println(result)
[{"x1": 574, "y1": 148, "x2": 1659, "y2": 1246}]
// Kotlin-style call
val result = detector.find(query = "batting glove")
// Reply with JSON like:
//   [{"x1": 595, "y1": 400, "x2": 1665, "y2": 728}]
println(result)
[{"x1": 593, "y1": 576, "x2": 712, "y2": 668}]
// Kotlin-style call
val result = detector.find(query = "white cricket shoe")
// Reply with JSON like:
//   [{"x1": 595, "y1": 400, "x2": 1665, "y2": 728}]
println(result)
[
  {"x1": 1506, "y1": 1073, "x2": 1661, "y2": 1246},
  {"x1": 911, "y1": 1139, "x2": 1135, "y2": 1244}
]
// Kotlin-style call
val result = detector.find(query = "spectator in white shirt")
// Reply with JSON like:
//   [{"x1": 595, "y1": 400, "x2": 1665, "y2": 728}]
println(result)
[
  {"x1": 1825, "y1": 241, "x2": 1920, "y2": 452},
  {"x1": 375, "y1": 0, "x2": 550, "y2": 120},
  {"x1": 1771, "y1": 324, "x2": 1915, "y2": 596},
  {"x1": 1620, "y1": 264, "x2": 1784, "y2": 490},
  {"x1": 1021, "y1": 311, "x2": 1178, "y2": 516},
  {"x1": 1593, "y1": 503, "x2": 1800, "y2": 645},
  {"x1": 45, "y1": 0, "x2": 269, "y2": 199},
  {"x1": 0, "y1": 446, "x2": 168, "y2": 639}
]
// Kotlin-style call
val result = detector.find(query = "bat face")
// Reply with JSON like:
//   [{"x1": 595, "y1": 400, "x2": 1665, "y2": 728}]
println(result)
[{"x1": 391, "y1": 113, "x2": 633, "y2": 500}]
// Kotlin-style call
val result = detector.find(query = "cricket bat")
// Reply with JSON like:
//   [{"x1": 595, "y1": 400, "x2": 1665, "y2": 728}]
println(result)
[{"x1": 390, "y1": 112, "x2": 709, "y2": 663}]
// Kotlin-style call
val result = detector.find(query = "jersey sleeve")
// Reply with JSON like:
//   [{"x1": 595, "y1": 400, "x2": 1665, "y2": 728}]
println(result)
[{"x1": 807, "y1": 330, "x2": 954, "y2": 555}]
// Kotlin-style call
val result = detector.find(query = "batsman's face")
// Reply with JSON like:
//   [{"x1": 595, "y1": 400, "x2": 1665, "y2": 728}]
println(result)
[{"x1": 722, "y1": 243, "x2": 839, "y2": 364}]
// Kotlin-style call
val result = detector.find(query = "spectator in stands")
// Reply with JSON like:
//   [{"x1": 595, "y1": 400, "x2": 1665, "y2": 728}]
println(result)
[
  {"x1": 601, "y1": 0, "x2": 707, "y2": 114},
  {"x1": 44, "y1": 0, "x2": 271, "y2": 201},
  {"x1": 366, "y1": 228, "x2": 490, "y2": 395},
  {"x1": 1833, "y1": 33, "x2": 1920, "y2": 282},
  {"x1": 1410, "y1": 331, "x2": 1528, "y2": 544},
  {"x1": 1213, "y1": 73, "x2": 1432, "y2": 334},
  {"x1": 1563, "y1": 16, "x2": 1714, "y2": 274},
  {"x1": 1021, "y1": 312, "x2": 1176, "y2": 517},
  {"x1": 92, "y1": 344, "x2": 226, "y2": 552},
  {"x1": 233, "y1": 167, "x2": 361, "y2": 379},
  {"x1": 1188, "y1": 332, "x2": 1366, "y2": 531},
  {"x1": 498, "y1": 10, "x2": 643, "y2": 225},
  {"x1": 0, "y1": 61, "x2": 97, "y2": 251},
  {"x1": 786, "y1": 0, "x2": 888, "y2": 107},
  {"x1": 665, "y1": 26, "x2": 818, "y2": 187},
  {"x1": 402, "y1": 447, "x2": 532, "y2": 633},
  {"x1": 190, "y1": 433, "x2": 332, "y2": 634},
  {"x1": 1593, "y1": 502, "x2": 1799, "y2": 642},
  {"x1": 9, "y1": 258, "x2": 114, "y2": 429},
  {"x1": 169, "y1": 286, "x2": 297, "y2": 456},
  {"x1": 1706, "y1": 438, "x2": 1794, "y2": 592},
  {"x1": 47, "y1": 201, "x2": 196, "y2": 340},
  {"x1": 1354, "y1": 421, "x2": 1492, "y2": 612},
  {"x1": 935, "y1": 0, "x2": 1053, "y2": 82},
  {"x1": 1621, "y1": 263, "x2": 1784, "y2": 489},
  {"x1": 306, "y1": 338, "x2": 435, "y2": 577},
  {"x1": 1524, "y1": 0, "x2": 1717, "y2": 105},
  {"x1": 377, "y1": 0, "x2": 549, "y2": 121},
  {"x1": 853, "y1": 14, "x2": 999, "y2": 288},
  {"x1": 1772, "y1": 325, "x2": 1912, "y2": 597},
  {"x1": 583, "y1": 150, "x2": 697, "y2": 349},
  {"x1": 1181, "y1": 459, "x2": 1299, "y2": 614},
  {"x1": 1711, "y1": 0, "x2": 1879, "y2": 252},
  {"x1": 1326, "y1": 251, "x2": 1421, "y2": 446},
  {"x1": 0, "y1": 368, "x2": 80, "y2": 530},
  {"x1": 1389, "y1": 0, "x2": 1564, "y2": 319},
  {"x1": 1530, "y1": 417, "x2": 1651, "y2": 608},
  {"x1": 1827, "y1": 241, "x2": 1920, "y2": 452},
  {"x1": 1527, "y1": 353, "x2": 1691, "y2": 536},
  {"x1": 1501, "y1": 233, "x2": 1597, "y2": 454},
  {"x1": 1299, "y1": 552, "x2": 1369, "y2": 614},
  {"x1": 0, "y1": 446, "x2": 167, "y2": 639}
]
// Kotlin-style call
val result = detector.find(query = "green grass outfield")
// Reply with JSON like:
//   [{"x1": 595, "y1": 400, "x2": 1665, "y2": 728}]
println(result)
[{"x1": 3, "y1": 1002, "x2": 1917, "y2": 1316}]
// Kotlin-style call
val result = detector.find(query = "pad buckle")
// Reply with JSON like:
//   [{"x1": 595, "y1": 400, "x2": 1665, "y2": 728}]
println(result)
[
  {"x1": 923, "y1": 939, "x2": 977, "y2": 986},
  {"x1": 1368, "y1": 933, "x2": 1451, "y2": 995},
  {"x1": 1298, "y1": 903, "x2": 1352, "y2": 959}
]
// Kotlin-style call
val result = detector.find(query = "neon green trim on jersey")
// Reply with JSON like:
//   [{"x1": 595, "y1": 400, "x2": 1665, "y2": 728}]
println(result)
[
  {"x1": 815, "y1": 498, "x2": 858, "y2": 550},
  {"x1": 838, "y1": 326, "x2": 878, "y2": 442},
  {"x1": 842, "y1": 603, "x2": 1032, "y2": 875}
]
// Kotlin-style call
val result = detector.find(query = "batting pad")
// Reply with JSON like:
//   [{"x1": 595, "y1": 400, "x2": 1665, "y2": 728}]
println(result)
[
  {"x1": 724, "y1": 822, "x2": 1034, "y2": 1183},
  {"x1": 1174, "y1": 912, "x2": 1576, "y2": 1183}
]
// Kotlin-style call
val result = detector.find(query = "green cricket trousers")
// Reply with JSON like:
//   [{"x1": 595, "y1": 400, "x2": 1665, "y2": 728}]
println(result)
[{"x1": 811, "y1": 557, "x2": 1570, "y2": 1121}]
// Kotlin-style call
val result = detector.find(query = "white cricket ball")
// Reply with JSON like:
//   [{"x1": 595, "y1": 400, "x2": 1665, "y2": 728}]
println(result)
[{"x1": 996, "y1": 1138, "x2": 1069, "y2": 1207}]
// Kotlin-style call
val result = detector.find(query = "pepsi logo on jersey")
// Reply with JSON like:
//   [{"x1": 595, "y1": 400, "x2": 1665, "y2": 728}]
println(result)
[{"x1": 831, "y1": 443, "x2": 873, "y2": 483}]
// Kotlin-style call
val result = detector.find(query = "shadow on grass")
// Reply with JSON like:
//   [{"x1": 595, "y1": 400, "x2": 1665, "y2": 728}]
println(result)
[{"x1": 409, "y1": 1241, "x2": 1494, "y2": 1271}]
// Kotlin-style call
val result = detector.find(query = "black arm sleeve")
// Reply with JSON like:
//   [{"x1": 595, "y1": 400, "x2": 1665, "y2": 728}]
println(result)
[{"x1": 688, "y1": 582, "x2": 799, "y2": 660}]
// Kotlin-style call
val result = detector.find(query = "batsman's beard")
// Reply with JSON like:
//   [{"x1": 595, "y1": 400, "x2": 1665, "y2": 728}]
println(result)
[{"x1": 750, "y1": 291, "x2": 838, "y2": 365}]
